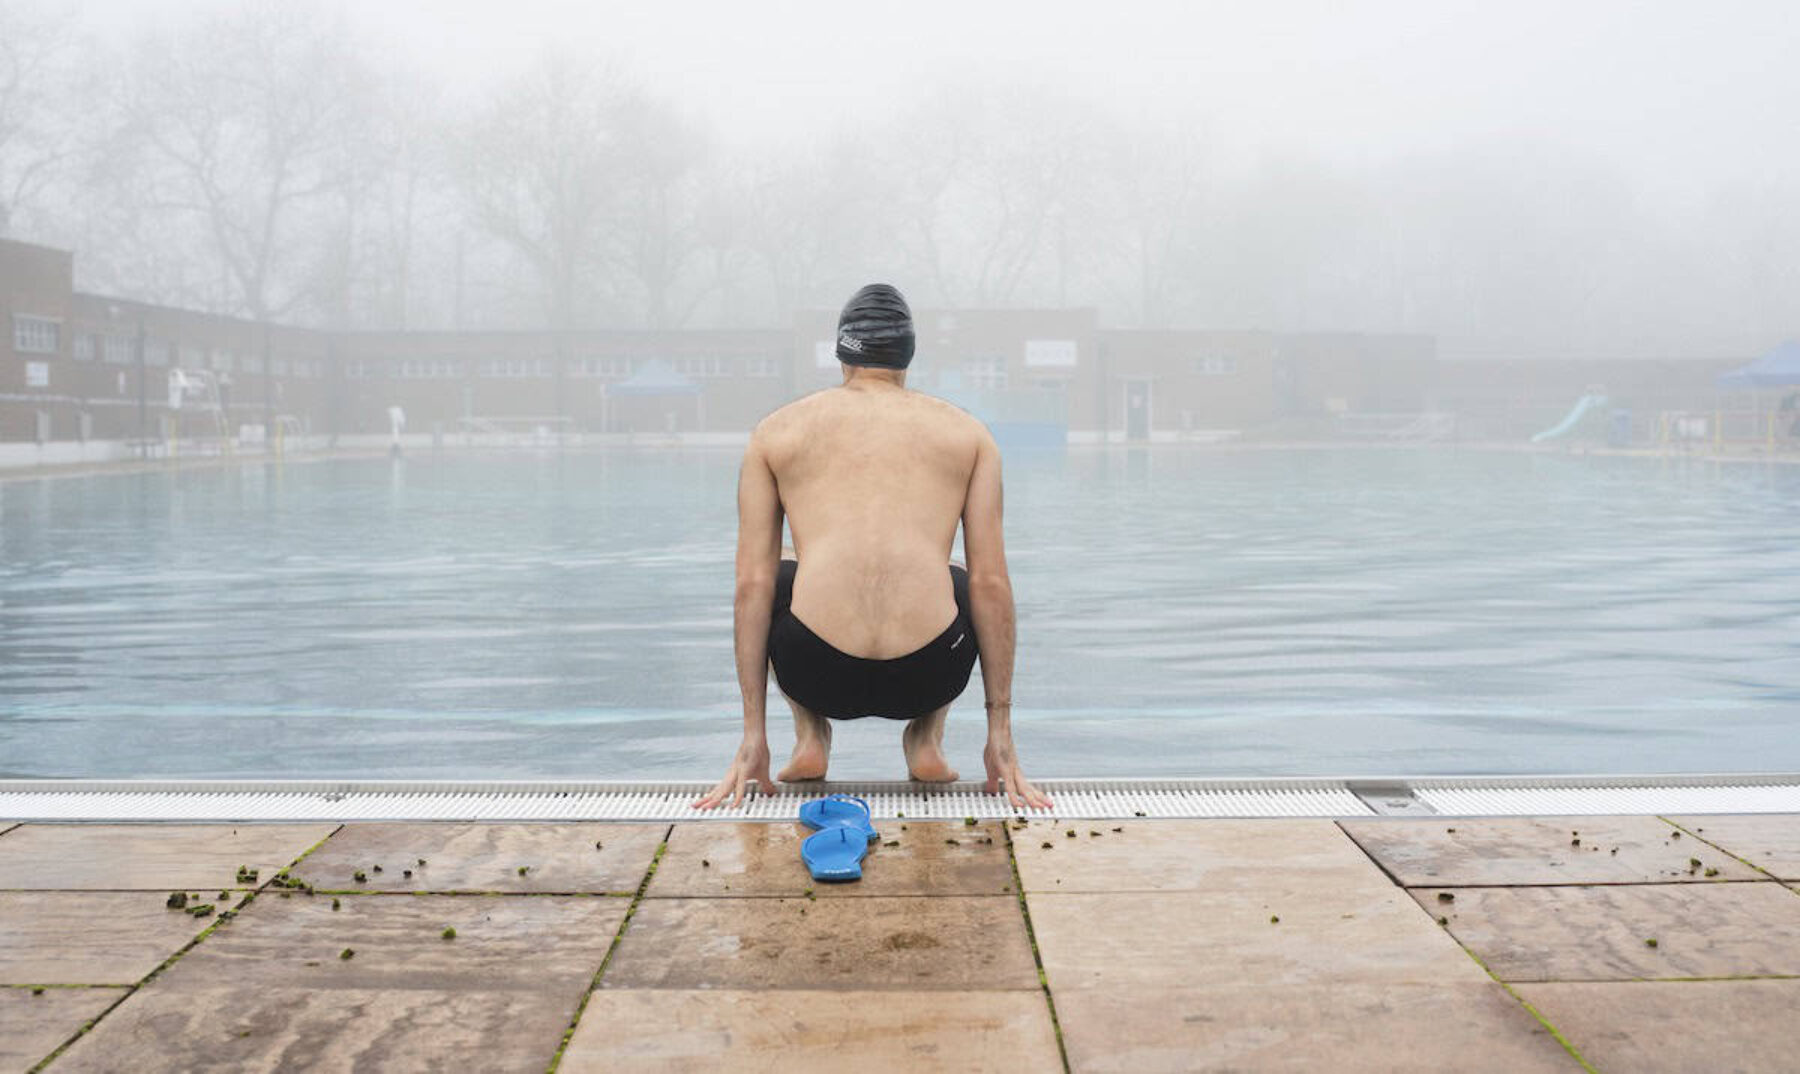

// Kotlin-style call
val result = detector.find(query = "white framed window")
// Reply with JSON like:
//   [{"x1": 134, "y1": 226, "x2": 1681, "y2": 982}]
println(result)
[
  {"x1": 104, "y1": 335, "x2": 132, "y2": 364},
  {"x1": 967, "y1": 355, "x2": 1008, "y2": 391},
  {"x1": 747, "y1": 357, "x2": 780, "y2": 377},
  {"x1": 74, "y1": 333, "x2": 97, "y2": 361},
  {"x1": 26, "y1": 361, "x2": 49, "y2": 388},
  {"x1": 12, "y1": 315, "x2": 59, "y2": 354},
  {"x1": 1192, "y1": 355, "x2": 1237, "y2": 375},
  {"x1": 144, "y1": 340, "x2": 170, "y2": 367}
]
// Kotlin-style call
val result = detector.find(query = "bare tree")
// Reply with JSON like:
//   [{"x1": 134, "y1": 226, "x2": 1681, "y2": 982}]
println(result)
[
  {"x1": 109, "y1": 6, "x2": 371, "y2": 321},
  {"x1": 0, "y1": 1, "x2": 80, "y2": 239},
  {"x1": 452, "y1": 53, "x2": 639, "y2": 330}
]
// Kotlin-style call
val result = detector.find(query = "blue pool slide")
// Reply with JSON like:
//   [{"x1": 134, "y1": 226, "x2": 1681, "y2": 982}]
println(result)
[{"x1": 1531, "y1": 394, "x2": 1608, "y2": 443}]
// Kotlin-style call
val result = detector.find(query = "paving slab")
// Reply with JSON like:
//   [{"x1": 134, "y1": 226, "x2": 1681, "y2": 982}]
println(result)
[
  {"x1": 559, "y1": 989, "x2": 1061, "y2": 1073},
  {"x1": 1416, "y1": 881, "x2": 1800, "y2": 981},
  {"x1": 1055, "y1": 982, "x2": 1581, "y2": 1073},
  {"x1": 1029, "y1": 886, "x2": 1484, "y2": 991},
  {"x1": 149, "y1": 890, "x2": 627, "y2": 992},
  {"x1": 0, "y1": 823, "x2": 337, "y2": 891},
  {"x1": 0, "y1": 987, "x2": 128, "y2": 1074},
  {"x1": 651, "y1": 821, "x2": 1012, "y2": 898},
  {"x1": 1517, "y1": 979, "x2": 1800, "y2": 1073},
  {"x1": 50, "y1": 984, "x2": 584, "y2": 1074},
  {"x1": 1013, "y1": 818, "x2": 1393, "y2": 894},
  {"x1": 0, "y1": 892, "x2": 217, "y2": 985},
  {"x1": 1341, "y1": 816, "x2": 1761, "y2": 886},
  {"x1": 290, "y1": 822, "x2": 663, "y2": 893},
  {"x1": 603, "y1": 896, "x2": 1038, "y2": 991},
  {"x1": 1668, "y1": 814, "x2": 1800, "y2": 879}
]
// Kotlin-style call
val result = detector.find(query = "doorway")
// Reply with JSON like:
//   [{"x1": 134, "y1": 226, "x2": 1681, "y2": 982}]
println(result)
[{"x1": 1125, "y1": 378, "x2": 1152, "y2": 441}]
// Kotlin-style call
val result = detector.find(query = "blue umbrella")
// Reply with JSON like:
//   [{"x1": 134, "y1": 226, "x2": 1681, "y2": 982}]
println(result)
[{"x1": 1716, "y1": 341, "x2": 1800, "y2": 389}]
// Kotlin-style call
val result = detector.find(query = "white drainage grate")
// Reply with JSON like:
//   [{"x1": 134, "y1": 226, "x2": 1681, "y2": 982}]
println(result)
[
  {"x1": 0, "y1": 778, "x2": 1365, "y2": 822},
  {"x1": 0, "y1": 775, "x2": 1794, "y2": 822},
  {"x1": 1413, "y1": 775, "x2": 1800, "y2": 816}
]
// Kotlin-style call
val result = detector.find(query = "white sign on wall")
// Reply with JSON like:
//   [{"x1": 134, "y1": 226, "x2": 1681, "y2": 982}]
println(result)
[
  {"x1": 25, "y1": 361, "x2": 48, "y2": 388},
  {"x1": 814, "y1": 340, "x2": 837, "y2": 368},
  {"x1": 1024, "y1": 340, "x2": 1078, "y2": 368}
]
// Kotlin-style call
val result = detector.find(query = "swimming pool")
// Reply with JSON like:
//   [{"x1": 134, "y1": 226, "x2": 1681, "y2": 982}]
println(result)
[{"x1": 1, "y1": 448, "x2": 1795, "y2": 780}]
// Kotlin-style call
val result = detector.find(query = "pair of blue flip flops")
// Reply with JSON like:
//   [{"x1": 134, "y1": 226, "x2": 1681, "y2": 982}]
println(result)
[{"x1": 799, "y1": 794, "x2": 879, "y2": 882}]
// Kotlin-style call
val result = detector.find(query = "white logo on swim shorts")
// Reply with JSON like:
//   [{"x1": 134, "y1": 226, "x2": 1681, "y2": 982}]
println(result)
[
  {"x1": 838, "y1": 334, "x2": 865, "y2": 353},
  {"x1": 950, "y1": 632, "x2": 965, "y2": 649}
]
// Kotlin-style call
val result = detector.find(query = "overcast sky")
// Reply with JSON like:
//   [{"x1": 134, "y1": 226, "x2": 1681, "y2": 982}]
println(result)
[{"x1": 73, "y1": 0, "x2": 1797, "y2": 208}]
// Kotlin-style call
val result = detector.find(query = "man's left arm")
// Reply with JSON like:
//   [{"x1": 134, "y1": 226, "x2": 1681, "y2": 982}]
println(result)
[{"x1": 696, "y1": 426, "x2": 782, "y2": 808}]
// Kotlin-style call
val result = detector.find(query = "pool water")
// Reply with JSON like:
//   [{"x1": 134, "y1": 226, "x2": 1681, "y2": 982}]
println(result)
[{"x1": 1, "y1": 448, "x2": 1796, "y2": 780}]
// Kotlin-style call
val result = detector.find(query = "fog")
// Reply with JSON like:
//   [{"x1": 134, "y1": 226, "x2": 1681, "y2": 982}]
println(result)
[{"x1": 5, "y1": 0, "x2": 1799, "y2": 355}]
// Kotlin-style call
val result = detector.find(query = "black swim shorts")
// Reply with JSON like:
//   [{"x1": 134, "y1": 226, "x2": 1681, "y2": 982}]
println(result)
[{"x1": 767, "y1": 558, "x2": 979, "y2": 720}]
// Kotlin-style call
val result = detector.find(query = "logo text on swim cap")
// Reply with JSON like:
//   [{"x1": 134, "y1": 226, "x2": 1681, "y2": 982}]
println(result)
[{"x1": 837, "y1": 334, "x2": 865, "y2": 353}]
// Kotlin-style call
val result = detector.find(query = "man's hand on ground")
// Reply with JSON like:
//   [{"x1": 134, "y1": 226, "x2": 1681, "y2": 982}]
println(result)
[
  {"x1": 983, "y1": 735, "x2": 1051, "y2": 810},
  {"x1": 694, "y1": 737, "x2": 773, "y2": 810}
]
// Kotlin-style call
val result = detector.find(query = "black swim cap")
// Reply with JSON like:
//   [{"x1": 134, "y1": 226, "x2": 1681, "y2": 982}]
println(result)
[{"x1": 836, "y1": 283, "x2": 915, "y2": 370}]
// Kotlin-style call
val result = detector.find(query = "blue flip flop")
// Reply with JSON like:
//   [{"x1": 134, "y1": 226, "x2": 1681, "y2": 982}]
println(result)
[
  {"x1": 799, "y1": 794, "x2": 879, "y2": 843},
  {"x1": 801, "y1": 825, "x2": 869, "y2": 882}
]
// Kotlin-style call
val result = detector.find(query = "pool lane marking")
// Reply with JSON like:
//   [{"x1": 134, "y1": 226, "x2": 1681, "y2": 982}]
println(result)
[
  {"x1": 544, "y1": 822, "x2": 672, "y2": 1074},
  {"x1": 26, "y1": 823, "x2": 345, "y2": 1073}
]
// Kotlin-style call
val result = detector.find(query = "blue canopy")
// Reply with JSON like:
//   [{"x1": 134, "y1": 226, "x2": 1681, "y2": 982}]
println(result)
[
  {"x1": 1716, "y1": 341, "x2": 1800, "y2": 389},
  {"x1": 604, "y1": 359, "x2": 701, "y2": 396}
]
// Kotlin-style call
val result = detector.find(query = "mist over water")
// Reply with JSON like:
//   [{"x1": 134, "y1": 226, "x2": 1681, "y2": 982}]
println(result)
[
  {"x1": 3, "y1": 2, "x2": 1799, "y2": 781},
  {"x1": 2, "y1": 451, "x2": 1794, "y2": 779}
]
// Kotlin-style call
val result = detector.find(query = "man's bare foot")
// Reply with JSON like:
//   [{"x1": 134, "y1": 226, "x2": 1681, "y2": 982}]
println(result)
[
  {"x1": 778, "y1": 735, "x2": 830, "y2": 782},
  {"x1": 902, "y1": 715, "x2": 959, "y2": 782}
]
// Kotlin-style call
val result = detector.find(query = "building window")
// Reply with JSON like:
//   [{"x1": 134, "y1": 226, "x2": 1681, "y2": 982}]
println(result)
[
  {"x1": 12, "y1": 315, "x2": 59, "y2": 355},
  {"x1": 104, "y1": 335, "x2": 132, "y2": 364},
  {"x1": 74, "y1": 333, "x2": 97, "y2": 361},
  {"x1": 747, "y1": 357, "x2": 779, "y2": 377},
  {"x1": 26, "y1": 361, "x2": 49, "y2": 388},
  {"x1": 242, "y1": 353, "x2": 264, "y2": 375},
  {"x1": 214, "y1": 350, "x2": 235, "y2": 373},
  {"x1": 144, "y1": 340, "x2": 170, "y2": 367},
  {"x1": 967, "y1": 356, "x2": 1008, "y2": 391},
  {"x1": 1192, "y1": 355, "x2": 1237, "y2": 375}
]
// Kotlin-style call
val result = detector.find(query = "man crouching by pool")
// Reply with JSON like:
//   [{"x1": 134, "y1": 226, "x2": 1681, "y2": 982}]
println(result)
[{"x1": 695, "y1": 283, "x2": 1050, "y2": 811}]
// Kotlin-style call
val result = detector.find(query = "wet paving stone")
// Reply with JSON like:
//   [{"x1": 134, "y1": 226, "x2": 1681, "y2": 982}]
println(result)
[
  {"x1": 1416, "y1": 881, "x2": 1800, "y2": 981},
  {"x1": 1029, "y1": 886, "x2": 1483, "y2": 991},
  {"x1": 1012, "y1": 818, "x2": 1393, "y2": 894},
  {"x1": 0, "y1": 823, "x2": 337, "y2": 891},
  {"x1": 1667, "y1": 814, "x2": 1800, "y2": 880},
  {"x1": 151, "y1": 890, "x2": 627, "y2": 991},
  {"x1": 559, "y1": 989, "x2": 1062, "y2": 1073},
  {"x1": 1054, "y1": 983, "x2": 1582, "y2": 1073},
  {"x1": 1340, "y1": 816, "x2": 1762, "y2": 886},
  {"x1": 651, "y1": 821, "x2": 1012, "y2": 898},
  {"x1": 603, "y1": 896, "x2": 1038, "y2": 991},
  {"x1": 0, "y1": 892, "x2": 218, "y2": 985},
  {"x1": 50, "y1": 984, "x2": 582, "y2": 1074},
  {"x1": 0, "y1": 986, "x2": 128, "y2": 1073},
  {"x1": 291, "y1": 822, "x2": 663, "y2": 894},
  {"x1": 1516, "y1": 979, "x2": 1800, "y2": 1073}
]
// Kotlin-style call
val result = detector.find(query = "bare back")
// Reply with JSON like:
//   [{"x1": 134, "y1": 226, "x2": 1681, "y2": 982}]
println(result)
[{"x1": 763, "y1": 386, "x2": 981, "y2": 659}]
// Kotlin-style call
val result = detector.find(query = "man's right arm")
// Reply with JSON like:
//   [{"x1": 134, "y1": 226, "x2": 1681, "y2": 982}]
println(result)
[{"x1": 963, "y1": 426, "x2": 1050, "y2": 809}]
